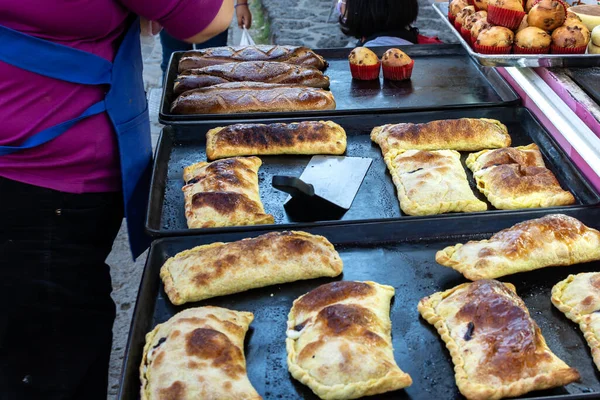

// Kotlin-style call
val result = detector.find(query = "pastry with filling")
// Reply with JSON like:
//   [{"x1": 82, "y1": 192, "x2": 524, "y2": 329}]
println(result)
[
  {"x1": 436, "y1": 214, "x2": 600, "y2": 280},
  {"x1": 466, "y1": 144, "x2": 575, "y2": 209},
  {"x1": 418, "y1": 280, "x2": 580, "y2": 400},
  {"x1": 182, "y1": 157, "x2": 274, "y2": 229},
  {"x1": 370, "y1": 118, "x2": 510, "y2": 156},
  {"x1": 286, "y1": 281, "x2": 412, "y2": 400},
  {"x1": 140, "y1": 306, "x2": 261, "y2": 400},
  {"x1": 205, "y1": 121, "x2": 346, "y2": 160},
  {"x1": 383, "y1": 149, "x2": 487, "y2": 216},
  {"x1": 552, "y1": 272, "x2": 600, "y2": 371},
  {"x1": 161, "y1": 231, "x2": 343, "y2": 305}
]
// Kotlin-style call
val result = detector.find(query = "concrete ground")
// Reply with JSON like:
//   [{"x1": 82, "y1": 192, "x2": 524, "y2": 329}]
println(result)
[{"x1": 106, "y1": 1, "x2": 456, "y2": 398}]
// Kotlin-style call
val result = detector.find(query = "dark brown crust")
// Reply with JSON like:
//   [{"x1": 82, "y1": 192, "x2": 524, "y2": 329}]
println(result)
[
  {"x1": 186, "y1": 158, "x2": 255, "y2": 187},
  {"x1": 294, "y1": 281, "x2": 375, "y2": 313},
  {"x1": 178, "y1": 45, "x2": 328, "y2": 72},
  {"x1": 171, "y1": 82, "x2": 336, "y2": 115},
  {"x1": 191, "y1": 192, "x2": 262, "y2": 215},
  {"x1": 477, "y1": 146, "x2": 544, "y2": 169},
  {"x1": 185, "y1": 328, "x2": 245, "y2": 379},
  {"x1": 159, "y1": 381, "x2": 186, "y2": 400},
  {"x1": 174, "y1": 61, "x2": 330, "y2": 94}
]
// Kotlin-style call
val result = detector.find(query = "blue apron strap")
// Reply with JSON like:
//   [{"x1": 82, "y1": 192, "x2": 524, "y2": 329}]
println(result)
[
  {"x1": 0, "y1": 24, "x2": 112, "y2": 85},
  {"x1": 0, "y1": 100, "x2": 106, "y2": 156}
]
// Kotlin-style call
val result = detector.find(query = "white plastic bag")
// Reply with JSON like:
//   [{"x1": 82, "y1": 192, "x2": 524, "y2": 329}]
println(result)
[{"x1": 239, "y1": 26, "x2": 256, "y2": 46}]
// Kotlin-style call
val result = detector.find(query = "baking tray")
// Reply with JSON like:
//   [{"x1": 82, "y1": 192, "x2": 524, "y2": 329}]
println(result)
[
  {"x1": 566, "y1": 67, "x2": 600, "y2": 106},
  {"x1": 146, "y1": 106, "x2": 600, "y2": 237},
  {"x1": 158, "y1": 44, "x2": 519, "y2": 124},
  {"x1": 120, "y1": 207, "x2": 600, "y2": 400},
  {"x1": 432, "y1": 3, "x2": 600, "y2": 68}
]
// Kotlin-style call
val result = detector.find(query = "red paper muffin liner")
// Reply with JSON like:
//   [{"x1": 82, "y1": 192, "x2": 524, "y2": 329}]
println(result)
[
  {"x1": 467, "y1": 0, "x2": 475, "y2": 5},
  {"x1": 454, "y1": 20, "x2": 463, "y2": 31},
  {"x1": 461, "y1": 27, "x2": 473, "y2": 46},
  {"x1": 448, "y1": 11, "x2": 456, "y2": 24},
  {"x1": 513, "y1": 44, "x2": 550, "y2": 54},
  {"x1": 550, "y1": 44, "x2": 587, "y2": 54},
  {"x1": 382, "y1": 60, "x2": 415, "y2": 81},
  {"x1": 474, "y1": 43, "x2": 512, "y2": 54},
  {"x1": 487, "y1": 5, "x2": 526, "y2": 30},
  {"x1": 350, "y1": 62, "x2": 381, "y2": 80}
]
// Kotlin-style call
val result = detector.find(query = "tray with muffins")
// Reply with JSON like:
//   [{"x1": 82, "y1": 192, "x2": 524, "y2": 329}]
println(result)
[
  {"x1": 433, "y1": 1, "x2": 600, "y2": 67},
  {"x1": 159, "y1": 44, "x2": 519, "y2": 123}
]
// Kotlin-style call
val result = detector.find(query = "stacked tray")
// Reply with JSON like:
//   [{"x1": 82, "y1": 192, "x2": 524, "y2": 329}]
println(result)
[{"x1": 160, "y1": 44, "x2": 519, "y2": 123}]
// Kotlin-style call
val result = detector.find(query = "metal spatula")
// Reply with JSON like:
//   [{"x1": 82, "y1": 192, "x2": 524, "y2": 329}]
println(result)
[{"x1": 272, "y1": 155, "x2": 372, "y2": 222}]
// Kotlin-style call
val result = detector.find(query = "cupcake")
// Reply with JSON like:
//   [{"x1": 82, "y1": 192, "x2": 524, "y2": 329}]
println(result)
[
  {"x1": 474, "y1": 0, "x2": 488, "y2": 11},
  {"x1": 348, "y1": 47, "x2": 380, "y2": 80},
  {"x1": 455, "y1": 6, "x2": 476, "y2": 30},
  {"x1": 463, "y1": 11, "x2": 488, "y2": 44},
  {"x1": 474, "y1": 26, "x2": 515, "y2": 53},
  {"x1": 471, "y1": 18, "x2": 493, "y2": 43},
  {"x1": 528, "y1": 0, "x2": 567, "y2": 31},
  {"x1": 449, "y1": 0, "x2": 470, "y2": 23},
  {"x1": 551, "y1": 24, "x2": 590, "y2": 53},
  {"x1": 513, "y1": 26, "x2": 552, "y2": 53},
  {"x1": 487, "y1": 0, "x2": 526, "y2": 30},
  {"x1": 381, "y1": 49, "x2": 414, "y2": 81}
]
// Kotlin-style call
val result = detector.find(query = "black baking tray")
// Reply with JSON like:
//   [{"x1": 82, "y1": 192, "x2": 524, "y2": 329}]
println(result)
[
  {"x1": 146, "y1": 106, "x2": 600, "y2": 237},
  {"x1": 119, "y1": 207, "x2": 600, "y2": 400},
  {"x1": 566, "y1": 68, "x2": 600, "y2": 107},
  {"x1": 158, "y1": 44, "x2": 519, "y2": 124}
]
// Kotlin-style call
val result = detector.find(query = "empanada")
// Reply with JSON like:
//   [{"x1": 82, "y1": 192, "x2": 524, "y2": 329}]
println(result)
[
  {"x1": 161, "y1": 231, "x2": 343, "y2": 305},
  {"x1": 140, "y1": 306, "x2": 261, "y2": 400},
  {"x1": 552, "y1": 272, "x2": 600, "y2": 371},
  {"x1": 371, "y1": 118, "x2": 510, "y2": 156},
  {"x1": 418, "y1": 280, "x2": 580, "y2": 400},
  {"x1": 205, "y1": 121, "x2": 347, "y2": 160},
  {"x1": 182, "y1": 156, "x2": 274, "y2": 228},
  {"x1": 383, "y1": 149, "x2": 487, "y2": 216},
  {"x1": 286, "y1": 281, "x2": 412, "y2": 400},
  {"x1": 466, "y1": 144, "x2": 575, "y2": 209},
  {"x1": 436, "y1": 214, "x2": 600, "y2": 280}
]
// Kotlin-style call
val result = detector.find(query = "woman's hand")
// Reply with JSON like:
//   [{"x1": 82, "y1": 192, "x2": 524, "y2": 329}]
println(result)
[{"x1": 235, "y1": 2, "x2": 253, "y2": 29}]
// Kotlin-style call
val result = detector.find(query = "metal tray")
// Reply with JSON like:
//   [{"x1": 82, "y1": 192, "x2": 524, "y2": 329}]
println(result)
[
  {"x1": 146, "y1": 106, "x2": 600, "y2": 237},
  {"x1": 120, "y1": 207, "x2": 600, "y2": 400},
  {"x1": 158, "y1": 44, "x2": 519, "y2": 124},
  {"x1": 566, "y1": 68, "x2": 600, "y2": 106},
  {"x1": 432, "y1": 3, "x2": 600, "y2": 68}
]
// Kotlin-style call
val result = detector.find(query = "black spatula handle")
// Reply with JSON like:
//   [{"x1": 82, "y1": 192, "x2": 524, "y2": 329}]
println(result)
[{"x1": 272, "y1": 176, "x2": 315, "y2": 198}]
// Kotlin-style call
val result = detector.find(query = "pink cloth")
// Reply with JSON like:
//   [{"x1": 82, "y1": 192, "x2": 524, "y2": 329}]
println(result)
[{"x1": 0, "y1": 0, "x2": 223, "y2": 193}]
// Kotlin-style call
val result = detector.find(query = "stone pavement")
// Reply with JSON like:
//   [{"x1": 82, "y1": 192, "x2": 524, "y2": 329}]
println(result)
[{"x1": 106, "y1": 1, "x2": 455, "y2": 398}]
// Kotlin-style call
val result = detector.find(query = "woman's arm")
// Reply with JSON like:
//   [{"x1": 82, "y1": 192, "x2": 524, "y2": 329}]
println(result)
[{"x1": 183, "y1": 0, "x2": 234, "y2": 43}]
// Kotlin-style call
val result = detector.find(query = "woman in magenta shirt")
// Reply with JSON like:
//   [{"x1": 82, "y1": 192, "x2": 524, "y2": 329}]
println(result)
[{"x1": 0, "y1": 1, "x2": 231, "y2": 399}]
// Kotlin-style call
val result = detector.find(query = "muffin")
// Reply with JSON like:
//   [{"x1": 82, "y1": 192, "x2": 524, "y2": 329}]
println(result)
[
  {"x1": 471, "y1": 18, "x2": 493, "y2": 43},
  {"x1": 525, "y1": 0, "x2": 537, "y2": 12},
  {"x1": 514, "y1": 26, "x2": 552, "y2": 53},
  {"x1": 487, "y1": 0, "x2": 526, "y2": 30},
  {"x1": 381, "y1": 49, "x2": 414, "y2": 81},
  {"x1": 348, "y1": 47, "x2": 380, "y2": 80},
  {"x1": 449, "y1": 0, "x2": 470, "y2": 22},
  {"x1": 551, "y1": 24, "x2": 590, "y2": 53},
  {"x1": 474, "y1": 0, "x2": 488, "y2": 11},
  {"x1": 475, "y1": 26, "x2": 515, "y2": 53},
  {"x1": 528, "y1": 0, "x2": 567, "y2": 31},
  {"x1": 455, "y1": 6, "x2": 476, "y2": 30},
  {"x1": 463, "y1": 11, "x2": 488, "y2": 44}
]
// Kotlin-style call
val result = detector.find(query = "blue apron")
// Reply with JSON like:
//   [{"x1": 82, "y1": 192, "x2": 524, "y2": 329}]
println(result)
[{"x1": 0, "y1": 19, "x2": 152, "y2": 258}]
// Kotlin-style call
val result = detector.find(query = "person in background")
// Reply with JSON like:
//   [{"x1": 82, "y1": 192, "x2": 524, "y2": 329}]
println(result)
[
  {"x1": 160, "y1": 0, "x2": 253, "y2": 76},
  {"x1": 337, "y1": 0, "x2": 442, "y2": 46},
  {"x1": 0, "y1": 1, "x2": 232, "y2": 399}
]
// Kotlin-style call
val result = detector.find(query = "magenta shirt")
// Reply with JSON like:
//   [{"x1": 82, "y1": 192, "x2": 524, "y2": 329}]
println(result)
[{"x1": 0, "y1": 0, "x2": 223, "y2": 193}]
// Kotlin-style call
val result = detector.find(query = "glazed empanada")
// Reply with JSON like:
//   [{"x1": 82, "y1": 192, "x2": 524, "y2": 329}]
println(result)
[
  {"x1": 161, "y1": 231, "x2": 343, "y2": 305},
  {"x1": 466, "y1": 144, "x2": 575, "y2": 209},
  {"x1": 436, "y1": 214, "x2": 600, "y2": 280},
  {"x1": 182, "y1": 156, "x2": 274, "y2": 228},
  {"x1": 205, "y1": 121, "x2": 347, "y2": 160},
  {"x1": 140, "y1": 306, "x2": 261, "y2": 400},
  {"x1": 383, "y1": 149, "x2": 487, "y2": 216},
  {"x1": 371, "y1": 118, "x2": 510, "y2": 156},
  {"x1": 418, "y1": 280, "x2": 580, "y2": 400},
  {"x1": 552, "y1": 272, "x2": 600, "y2": 371},
  {"x1": 286, "y1": 281, "x2": 412, "y2": 400}
]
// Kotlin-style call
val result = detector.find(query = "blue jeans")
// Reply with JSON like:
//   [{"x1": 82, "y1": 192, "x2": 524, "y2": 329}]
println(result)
[{"x1": 160, "y1": 29, "x2": 229, "y2": 74}]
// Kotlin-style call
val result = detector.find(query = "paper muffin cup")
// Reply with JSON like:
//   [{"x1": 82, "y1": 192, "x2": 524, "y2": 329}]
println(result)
[
  {"x1": 461, "y1": 27, "x2": 474, "y2": 46},
  {"x1": 467, "y1": 0, "x2": 475, "y2": 5},
  {"x1": 454, "y1": 20, "x2": 463, "y2": 31},
  {"x1": 487, "y1": 5, "x2": 526, "y2": 30},
  {"x1": 513, "y1": 44, "x2": 550, "y2": 53},
  {"x1": 474, "y1": 43, "x2": 513, "y2": 54},
  {"x1": 550, "y1": 44, "x2": 587, "y2": 54},
  {"x1": 448, "y1": 11, "x2": 456, "y2": 24},
  {"x1": 350, "y1": 62, "x2": 381, "y2": 80},
  {"x1": 382, "y1": 60, "x2": 415, "y2": 81}
]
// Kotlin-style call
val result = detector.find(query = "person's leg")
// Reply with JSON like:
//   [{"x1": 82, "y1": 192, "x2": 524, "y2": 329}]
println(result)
[{"x1": 0, "y1": 177, "x2": 123, "y2": 400}]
